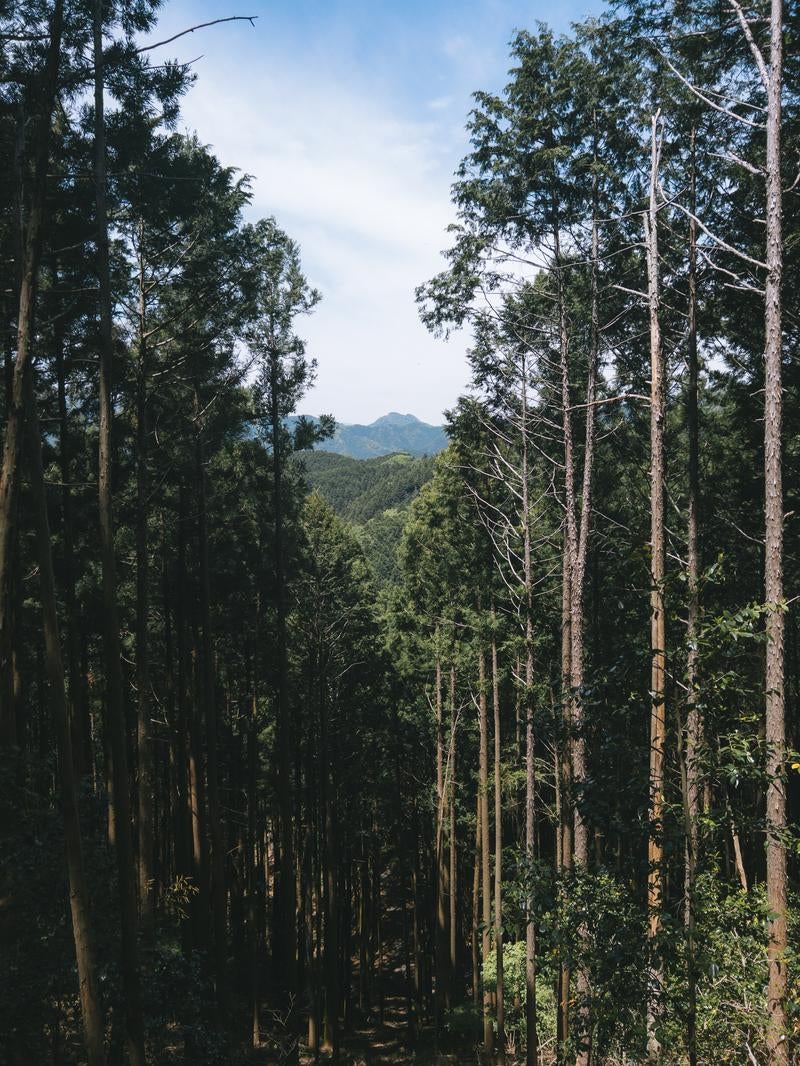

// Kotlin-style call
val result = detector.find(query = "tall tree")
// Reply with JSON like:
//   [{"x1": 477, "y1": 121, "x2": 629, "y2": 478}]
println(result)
[{"x1": 244, "y1": 216, "x2": 328, "y2": 1057}]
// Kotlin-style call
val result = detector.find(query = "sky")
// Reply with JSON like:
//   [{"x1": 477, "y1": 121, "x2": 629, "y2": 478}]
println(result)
[{"x1": 143, "y1": 0, "x2": 604, "y2": 424}]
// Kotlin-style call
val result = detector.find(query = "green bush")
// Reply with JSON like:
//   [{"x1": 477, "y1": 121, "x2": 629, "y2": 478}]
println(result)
[
  {"x1": 661, "y1": 872, "x2": 799, "y2": 1063},
  {"x1": 482, "y1": 939, "x2": 557, "y2": 1055}
]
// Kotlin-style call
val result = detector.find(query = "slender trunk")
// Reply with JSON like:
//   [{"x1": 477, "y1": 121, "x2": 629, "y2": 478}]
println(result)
[
  {"x1": 521, "y1": 356, "x2": 538, "y2": 1066},
  {"x1": 558, "y1": 552, "x2": 572, "y2": 1057},
  {"x1": 556, "y1": 212, "x2": 580, "y2": 1061},
  {"x1": 762, "y1": 3, "x2": 787, "y2": 1059},
  {"x1": 449, "y1": 663, "x2": 458, "y2": 996},
  {"x1": 54, "y1": 295, "x2": 88, "y2": 779},
  {"x1": 560, "y1": 552, "x2": 573, "y2": 872},
  {"x1": 644, "y1": 112, "x2": 666, "y2": 1064},
  {"x1": 25, "y1": 328, "x2": 107, "y2": 1066},
  {"x1": 492, "y1": 625, "x2": 506, "y2": 1063},
  {"x1": 472, "y1": 789, "x2": 481, "y2": 1011},
  {"x1": 136, "y1": 226, "x2": 155, "y2": 938},
  {"x1": 0, "y1": 0, "x2": 63, "y2": 735},
  {"x1": 194, "y1": 419, "x2": 229, "y2": 1015},
  {"x1": 93, "y1": 7, "x2": 146, "y2": 1060},
  {"x1": 173, "y1": 493, "x2": 193, "y2": 956},
  {"x1": 479, "y1": 644, "x2": 493, "y2": 1052},
  {"x1": 684, "y1": 127, "x2": 701, "y2": 1066},
  {"x1": 321, "y1": 664, "x2": 340, "y2": 1058},
  {"x1": 249, "y1": 606, "x2": 261, "y2": 1047},
  {"x1": 725, "y1": 793, "x2": 749, "y2": 893},
  {"x1": 434, "y1": 649, "x2": 447, "y2": 1024},
  {"x1": 571, "y1": 212, "x2": 599, "y2": 867},
  {"x1": 412, "y1": 804, "x2": 423, "y2": 1015},
  {"x1": 270, "y1": 362, "x2": 298, "y2": 1057},
  {"x1": 573, "y1": 158, "x2": 600, "y2": 1066}
]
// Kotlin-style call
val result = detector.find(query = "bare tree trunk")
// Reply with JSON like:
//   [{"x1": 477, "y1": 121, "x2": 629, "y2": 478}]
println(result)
[
  {"x1": 558, "y1": 552, "x2": 572, "y2": 1057},
  {"x1": 54, "y1": 296, "x2": 89, "y2": 779},
  {"x1": 135, "y1": 227, "x2": 155, "y2": 939},
  {"x1": 0, "y1": 0, "x2": 63, "y2": 733},
  {"x1": 684, "y1": 127, "x2": 701, "y2": 1066},
  {"x1": 555, "y1": 222, "x2": 577, "y2": 934},
  {"x1": 24, "y1": 331, "x2": 107, "y2": 1066},
  {"x1": 492, "y1": 625, "x2": 506, "y2": 1064},
  {"x1": 321, "y1": 681, "x2": 340, "y2": 1059},
  {"x1": 449, "y1": 663, "x2": 458, "y2": 999},
  {"x1": 472, "y1": 789, "x2": 481, "y2": 1012},
  {"x1": 573, "y1": 172, "x2": 601, "y2": 1066},
  {"x1": 269, "y1": 364, "x2": 298, "y2": 1059},
  {"x1": 521, "y1": 361, "x2": 538, "y2": 1066},
  {"x1": 194, "y1": 421, "x2": 229, "y2": 1016},
  {"x1": 172, "y1": 492, "x2": 194, "y2": 956},
  {"x1": 763, "y1": 5, "x2": 787, "y2": 1056},
  {"x1": 644, "y1": 111, "x2": 666, "y2": 1064},
  {"x1": 434, "y1": 649, "x2": 447, "y2": 1027},
  {"x1": 249, "y1": 606, "x2": 261, "y2": 1047},
  {"x1": 479, "y1": 644, "x2": 494, "y2": 1053},
  {"x1": 93, "y1": 6, "x2": 146, "y2": 1060}
]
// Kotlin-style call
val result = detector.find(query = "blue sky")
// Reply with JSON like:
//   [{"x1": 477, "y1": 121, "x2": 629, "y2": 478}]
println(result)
[{"x1": 144, "y1": 0, "x2": 604, "y2": 423}]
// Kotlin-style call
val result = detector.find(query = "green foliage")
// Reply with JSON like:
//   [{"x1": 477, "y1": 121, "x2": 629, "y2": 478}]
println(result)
[
  {"x1": 298, "y1": 450, "x2": 436, "y2": 584},
  {"x1": 483, "y1": 940, "x2": 557, "y2": 1053},
  {"x1": 299, "y1": 450, "x2": 435, "y2": 523},
  {"x1": 662, "y1": 874, "x2": 800, "y2": 1063}
]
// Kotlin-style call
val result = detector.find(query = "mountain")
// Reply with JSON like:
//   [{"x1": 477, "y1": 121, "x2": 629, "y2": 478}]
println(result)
[
  {"x1": 297, "y1": 450, "x2": 437, "y2": 585},
  {"x1": 293, "y1": 412, "x2": 447, "y2": 459}
]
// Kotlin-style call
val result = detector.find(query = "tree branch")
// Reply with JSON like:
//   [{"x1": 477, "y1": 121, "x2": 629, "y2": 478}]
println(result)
[{"x1": 136, "y1": 16, "x2": 258, "y2": 54}]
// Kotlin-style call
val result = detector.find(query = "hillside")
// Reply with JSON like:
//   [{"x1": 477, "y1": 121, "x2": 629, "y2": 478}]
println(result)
[
  {"x1": 293, "y1": 412, "x2": 447, "y2": 459},
  {"x1": 298, "y1": 450, "x2": 436, "y2": 583}
]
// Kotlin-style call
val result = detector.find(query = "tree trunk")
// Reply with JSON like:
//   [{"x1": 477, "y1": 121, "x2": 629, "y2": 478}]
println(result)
[
  {"x1": 172, "y1": 494, "x2": 193, "y2": 956},
  {"x1": 194, "y1": 420, "x2": 229, "y2": 1015},
  {"x1": 54, "y1": 293, "x2": 89, "y2": 779},
  {"x1": 25, "y1": 345, "x2": 107, "y2": 1066},
  {"x1": 684, "y1": 126, "x2": 701, "y2": 1066},
  {"x1": 0, "y1": 0, "x2": 63, "y2": 737},
  {"x1": 573, "y1": 184, "x2": 600, "y2": 1066},
  {"x1": 434, "y1": 649, "x2": 448, "y2": 1026},
  {"x1": 491, "y1": 626, "x2": 506, "y2": 1064},
  {"x1": 93, "y1": 6, "x2": 146, "y2": 1060},
  {"x1": 448, "y1": 663, "x2": 458, "y2": 999},
  {"x1": 472, "y1": 789, "x2": 481, "y2": 1012},
  {"x1": 763, "y1": 3, "x2": 787, "y2": 1057},
  {"x1": 644, "y1": 111, "x2": 666, "y2": 1064},
  {"x1": 479, "y1": 644, "x2": 493, "y2": 1052},
  {"x1": 249, "y1": 608, "x2": 261, "y2": 1047},
  {"x1": 270, "y1": 363, "x2": 298, "y2": 1058},
  {"x1": 521, "y1": 357, "x2": 538, "y2": 1066},
  {"x1": 135, "y1": 227, "x2": 155, "y2": 939}
]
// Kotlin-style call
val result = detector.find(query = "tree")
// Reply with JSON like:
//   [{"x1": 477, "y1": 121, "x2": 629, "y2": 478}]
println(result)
[{"x1": 243, "y1": 216, "x2": 328, "y2": 1056}]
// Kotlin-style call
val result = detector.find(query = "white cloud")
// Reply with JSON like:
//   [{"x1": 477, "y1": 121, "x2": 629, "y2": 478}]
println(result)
[{"x1": 177, "y1": 51, "x2": 469, "y2": 423}]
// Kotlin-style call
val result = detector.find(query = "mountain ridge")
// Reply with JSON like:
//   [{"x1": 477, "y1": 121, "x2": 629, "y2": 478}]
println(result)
[{"x1": 292, "y1": 411, "x2": 447, "y2": 459}]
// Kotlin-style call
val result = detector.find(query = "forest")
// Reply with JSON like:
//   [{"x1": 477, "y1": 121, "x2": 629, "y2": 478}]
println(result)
[{"x1": 1, "y1": 0, "x2": 798, "y2": 1064}]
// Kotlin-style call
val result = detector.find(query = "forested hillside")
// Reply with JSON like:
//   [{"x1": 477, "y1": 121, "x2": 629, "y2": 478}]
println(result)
[
  {"x1": 300, "y1": 450, "x2": 435, "y2": 522},
  {"x1": 1, "y1": 2, "x2": 799, "y2": 1066},
  {"x1": 298, "y1": 451, "x2": 435, "y2": 583}
]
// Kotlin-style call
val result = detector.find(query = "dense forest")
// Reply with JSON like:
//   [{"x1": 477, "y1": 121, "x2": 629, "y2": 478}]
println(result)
[{"x1": 1, "y1": 1, "x2": 799, "y2": 1064}]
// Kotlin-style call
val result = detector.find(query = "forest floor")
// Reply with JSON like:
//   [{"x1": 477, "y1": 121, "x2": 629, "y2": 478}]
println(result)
[{"x1": 256, "y1": 900, "x2": 486, "y2": 1066}]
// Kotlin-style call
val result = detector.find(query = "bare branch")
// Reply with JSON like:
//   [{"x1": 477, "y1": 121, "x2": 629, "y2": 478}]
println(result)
[
  {"x1": 568, "y1": 393, "x2": 650, "y2": 412},
  {"x1": 728, "y1": 0, "x2": 770, "y2": 93},
  {"x1": 671, "y1": 201, "x2": 767, "y2": 270},
  {"x1": 657, "y1": 51, "x2": 764, "y2": 129},
  {"x1": 136, "y1": 16, "x2": 257, "y2": 54}
]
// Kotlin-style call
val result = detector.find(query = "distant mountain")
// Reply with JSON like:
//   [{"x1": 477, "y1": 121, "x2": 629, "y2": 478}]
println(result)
[{"x1": 292, "y1": 412, "x2": 447, "y2": 459}]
